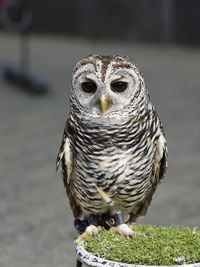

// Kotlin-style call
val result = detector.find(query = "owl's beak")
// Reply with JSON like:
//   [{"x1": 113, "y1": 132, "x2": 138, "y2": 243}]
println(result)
[{"x1": 99, "y1": 94, "x2": 108, "y2": 113}]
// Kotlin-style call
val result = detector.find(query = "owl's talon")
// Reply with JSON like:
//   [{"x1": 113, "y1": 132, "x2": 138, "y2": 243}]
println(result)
[
  {"x1": 94, "y1": 233, "x2": 100, "y2": 238},
  {"x1": 128, "y1": 235, "x2": 133, "y2": 240},
  {"x1": 133, "y1": 231, "x2": 150, "y2": 238},
  {"x1": 75, "y1": 225, "x2": 101, "y2": 244},
  {"x1": 145, "y1": 233, "x2": 152, "y2": 238},
  {"x1": 110, "y1": 223, "x2": 149, "y2": 239}
]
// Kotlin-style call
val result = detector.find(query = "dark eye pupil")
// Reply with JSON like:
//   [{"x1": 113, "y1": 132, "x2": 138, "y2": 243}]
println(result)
[
  {"x1": 81, "y1": 82, "x2": 97, "y2": 93},
  {"x1": 111, "y1": 81, "x2": 128, "y2": 92}
]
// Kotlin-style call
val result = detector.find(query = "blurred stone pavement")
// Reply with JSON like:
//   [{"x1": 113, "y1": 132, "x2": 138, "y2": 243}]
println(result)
[{"x1": 0, "y1": 32, "x2": 200, "y2": 267}]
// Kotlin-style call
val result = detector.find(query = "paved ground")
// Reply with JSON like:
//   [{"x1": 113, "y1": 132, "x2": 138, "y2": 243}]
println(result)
[{"x1": 0, "y1": 32, "x2": 200, "y2": 267}]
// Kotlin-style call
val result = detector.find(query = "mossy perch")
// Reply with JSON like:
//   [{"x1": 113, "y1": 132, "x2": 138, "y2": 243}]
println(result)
[{"x1": 81, "y1": 225, "x2": 200, "y2": 266}]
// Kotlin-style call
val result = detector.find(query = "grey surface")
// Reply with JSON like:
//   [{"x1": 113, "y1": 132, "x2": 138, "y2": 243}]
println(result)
[{"x1": 0, "y1": 32, "x2": 200, "y2": 267}]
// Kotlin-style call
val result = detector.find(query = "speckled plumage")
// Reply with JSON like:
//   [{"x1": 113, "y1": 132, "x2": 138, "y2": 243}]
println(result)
[{"x1": 57, "y1": 55, "x2": 167, "y2": 225}]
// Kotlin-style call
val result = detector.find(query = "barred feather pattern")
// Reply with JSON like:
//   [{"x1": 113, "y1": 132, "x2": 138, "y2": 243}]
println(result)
[
  {"x1": 65, "y1": 103, "x2": 165, "y2": 221},
  {"x1": 57, "y1": 55, "x2": 167, "y2": 223}
]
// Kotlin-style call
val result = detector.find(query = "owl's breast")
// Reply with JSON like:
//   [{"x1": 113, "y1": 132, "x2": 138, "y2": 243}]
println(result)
[
  {"x1": 68, "y1": 114, "x2": 158, "y2": 213},
  {"x1": 71, "y1": 136, "x2": 155, "y2": 213}
]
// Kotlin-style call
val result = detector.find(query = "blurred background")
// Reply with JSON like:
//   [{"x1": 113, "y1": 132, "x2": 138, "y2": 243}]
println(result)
[{"x1": 0, "y1": 0, "x2": 200, "y2": 266}]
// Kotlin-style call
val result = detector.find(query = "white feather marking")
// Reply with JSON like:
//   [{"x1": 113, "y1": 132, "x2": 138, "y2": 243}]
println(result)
[
  {"x1": 155, "y1": 130, "x2": 166, "y2": 162},
  {"x1": 94, "y1": 185, "x2": 114, "y2": 206},
  {"x1": 64, "y1": 138, "x2": 72, "y2": 183}
]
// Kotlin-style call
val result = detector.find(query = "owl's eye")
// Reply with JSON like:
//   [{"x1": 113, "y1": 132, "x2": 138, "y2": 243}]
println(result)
[
  {"x1": 81, "y1": 81, "x2": 97, "y2": 94},
  {"x1": 111, "y1": 81, "x2": 128, "y2": 92}
]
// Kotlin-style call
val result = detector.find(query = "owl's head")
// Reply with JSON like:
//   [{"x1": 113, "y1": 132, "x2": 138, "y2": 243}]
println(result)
[{"x1": 71, "y1": 55, "x2": 148, "y2": 119}]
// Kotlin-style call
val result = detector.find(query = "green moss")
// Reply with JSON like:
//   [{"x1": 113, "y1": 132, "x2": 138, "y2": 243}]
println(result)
[{"x1": 84, "y1": 225, "x2": 200, "y2": 265}]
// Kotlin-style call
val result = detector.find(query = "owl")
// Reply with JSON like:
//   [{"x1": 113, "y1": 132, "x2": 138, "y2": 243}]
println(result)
[{"x1": 56, "y1": 55, "x2": 167, "y2": 241}]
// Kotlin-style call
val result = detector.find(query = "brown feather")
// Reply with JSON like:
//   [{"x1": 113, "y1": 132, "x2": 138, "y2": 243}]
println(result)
[
  {"x1": 61, "y1": 158, "x2": 82, "y2": 218},
  {"x1": 56, "y1": 120, "x2": 82, "y2": 218},
  {"x1": 129, "y1": 126, "x2": 167, "y2": 223}
]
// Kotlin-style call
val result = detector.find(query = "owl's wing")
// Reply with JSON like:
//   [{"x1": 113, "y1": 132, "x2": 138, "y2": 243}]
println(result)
[
  {"x1": 129, "y1": 120, "x2": 167, "y2": 222},
  {"x1": 56, "y1": 121, "x2": 82, "y2": 218},
  {"x1": 152, "y1": 120, "x2": 168, "y2": 183},
  {"x1": 56, "y1": 121, "x2": 69, "y2": 171}
]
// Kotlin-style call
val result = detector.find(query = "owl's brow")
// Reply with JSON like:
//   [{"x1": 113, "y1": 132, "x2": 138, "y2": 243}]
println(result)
[
  {"x1": 111, "y1": 62, "x2": 141, "y2": 78},
  {"x1": 72, "y1": 59, "x2": 98, "y2": 75},
  {"x1": 102, "y1": 62, "x2": 136, "y2": 83},
  {"x1": 112, "y1": 63, "x2": 133, "y2": 69}
]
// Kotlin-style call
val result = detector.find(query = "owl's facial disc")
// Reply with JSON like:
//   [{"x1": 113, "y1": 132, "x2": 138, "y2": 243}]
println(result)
[
  {"x1": 74, "y1": 74, "x2": 137, "y2": 116},
  {"x1": 72, "y1": 57, "x2": 142, "y2": 118}
]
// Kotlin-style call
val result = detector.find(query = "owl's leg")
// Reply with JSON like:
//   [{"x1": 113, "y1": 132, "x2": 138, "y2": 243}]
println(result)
[
  {"x1": 110, "y1": 212, "x2": 147, "y2": 239},
  {"x1": 74, "y1": 214, "x2": 101, "y2": 244}
]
